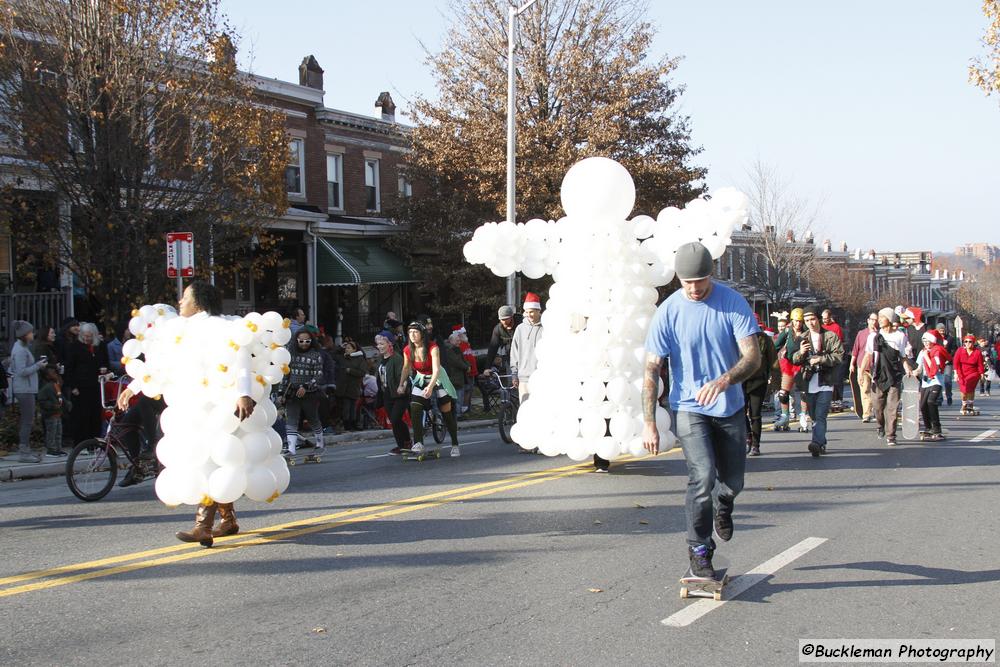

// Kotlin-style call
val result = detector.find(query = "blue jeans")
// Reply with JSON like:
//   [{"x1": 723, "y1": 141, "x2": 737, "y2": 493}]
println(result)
[
  {"x1": 675, "y1": 410, "x2": 747, "y2": 549},
  {"x1": 803, "y1": 390, "x2": 833, "y2": 446}
]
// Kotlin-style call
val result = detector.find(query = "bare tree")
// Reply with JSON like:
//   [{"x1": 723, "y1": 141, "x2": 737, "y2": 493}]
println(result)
[
  {"x1": 957, "y1": 265, "x2": 1000, "y2": 325},
  {"x1": 737, "y1": 160, "x2": 824, "y2": 307},
  {"x1": 808, "y1": 261, "x2": 873, "y2": 323},
  {"x1": 0, "y1": 0, "x2": 288, "y2": 328}
]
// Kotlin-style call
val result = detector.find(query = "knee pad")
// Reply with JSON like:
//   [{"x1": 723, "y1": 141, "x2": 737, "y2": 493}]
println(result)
[{"x1": 777, "y1": 389, "x2": 790, "y2": 405}]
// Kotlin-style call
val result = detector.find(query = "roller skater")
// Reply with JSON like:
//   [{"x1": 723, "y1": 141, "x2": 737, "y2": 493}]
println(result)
[
  {"x1": 773, "y1": 308, "x2": 807, "y2": 432},
  {"x1": 954, "y1": 334, "x2": 984, "y2": 416},
  {"x1": 915, "y1": 330, "x2": 949, "y2": 441}
]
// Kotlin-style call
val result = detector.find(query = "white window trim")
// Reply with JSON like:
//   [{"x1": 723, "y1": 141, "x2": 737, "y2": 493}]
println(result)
[
  {"x1": 326, "y1": 153, "x2": 343, "y2": 212},
  {"x1": 365, "y1": 158, "x2": 380, "y2": 212},
  {"x1": 287, "y1": 137, "x2": 306, "y2": 198},
  {"x1": 397, "y1": 172, "x2": 412, "y2": 198}
]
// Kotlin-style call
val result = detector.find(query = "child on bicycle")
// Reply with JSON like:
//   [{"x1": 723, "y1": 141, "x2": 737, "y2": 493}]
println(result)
[{"x1": 37, "y1": 366, "x2": 71, "y2": 457}]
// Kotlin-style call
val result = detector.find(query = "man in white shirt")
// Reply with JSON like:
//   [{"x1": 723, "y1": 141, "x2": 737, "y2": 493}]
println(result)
[{"x1": 861, "y1": 307, "x2": 914, "y2": 446}]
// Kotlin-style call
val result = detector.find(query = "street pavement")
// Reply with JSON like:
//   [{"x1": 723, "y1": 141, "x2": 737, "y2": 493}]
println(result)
[{"x1": 1, "y1": 396, "x2": 998, "y2": 666}]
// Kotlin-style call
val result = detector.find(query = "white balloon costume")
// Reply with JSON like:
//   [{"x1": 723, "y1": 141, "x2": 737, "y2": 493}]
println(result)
[
  {"x1": 462, "y1": 157, "x2": 749, "y2": 461},
  {"x1": 122, "y1": 305, "x2": 291, "y2": 506}
]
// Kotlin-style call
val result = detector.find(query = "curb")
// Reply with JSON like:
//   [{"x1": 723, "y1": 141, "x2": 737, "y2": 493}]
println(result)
[{"x1": 0, "y1": 418, "x2": 497, "y2": 482}]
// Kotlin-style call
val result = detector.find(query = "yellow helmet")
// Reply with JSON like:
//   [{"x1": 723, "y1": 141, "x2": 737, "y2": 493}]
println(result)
[{"x1": 789, "y1": 308, "x2": 804, "y2": 322}]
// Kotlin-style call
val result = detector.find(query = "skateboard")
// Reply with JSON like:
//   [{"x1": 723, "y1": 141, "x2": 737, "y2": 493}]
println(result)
[
  {"x1": 283, "y1": 451, "x2": 324, "y2": 466},
  {"x1": 679, "y1": 569, "x2": 730, "y2": 601},
  {"x1": 900, "y1": 376, "x2": 920, "y2": 440},
  {"x1": 401, "y1": 446, "x2": 442, "y2": 462},
  {"x1": 850, "y1": 369, "x2": 864, "y2": 419}
]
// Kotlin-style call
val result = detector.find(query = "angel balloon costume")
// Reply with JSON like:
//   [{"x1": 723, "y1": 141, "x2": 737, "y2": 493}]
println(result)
[
  {"x1": 462, "y1": 157, "x2": 749, "y2": 462},
  {"x1": 121, "y1": 282, "x2": 291, "y2": 546}
]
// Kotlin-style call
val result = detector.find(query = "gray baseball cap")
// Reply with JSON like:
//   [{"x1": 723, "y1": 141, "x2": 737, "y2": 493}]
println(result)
[
  {"x1": 674, "y1": 242, "x2": 714, "y2": 280},
  {"x1": 498, "y1": 305, "x2": 515, "y2": 319}
]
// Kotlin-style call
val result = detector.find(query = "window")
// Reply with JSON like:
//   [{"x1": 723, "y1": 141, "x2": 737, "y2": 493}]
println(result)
[
  {"x1": 286, "y1": 138, "x2": 305, "y2": 196},
  {"x1": 365, "y1": 158, "x2": 380, "y2": 211},
  {"x1": 326, "y1": 154, "x2": 343, "y2": 210},
  {"x1": 397, "y1": 173, "x2": 412, "y2": 198},
  {"x1": 0, "y1": 72, "x2": 21, "y2": 146}
]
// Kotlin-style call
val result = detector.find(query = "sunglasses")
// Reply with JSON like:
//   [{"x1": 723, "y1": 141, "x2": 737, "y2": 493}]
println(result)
[{"x1": 297, "y1": 339, "x2": 311, "y2": 344}]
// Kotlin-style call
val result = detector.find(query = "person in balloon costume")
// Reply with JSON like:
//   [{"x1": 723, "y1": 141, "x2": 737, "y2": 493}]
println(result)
[{"x1": 117, "y1": 281, "x2": 292, "y2": 547}]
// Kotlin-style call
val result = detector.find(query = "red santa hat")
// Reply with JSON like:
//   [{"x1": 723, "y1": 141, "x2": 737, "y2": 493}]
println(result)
[
  {"x1": 451, "y1": 324, "x2": 466, "y2": 335},
  {"x1": 523, "y1": 292, "x2": 541, "y2": 311}
]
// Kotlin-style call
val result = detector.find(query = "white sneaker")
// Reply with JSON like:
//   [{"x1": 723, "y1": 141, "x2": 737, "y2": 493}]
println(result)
[
  {"x1": 411, "y1": 442, "x2": 425, "y2": 454},
  {"x1": 450, "y1": 445, "x2": 461, "y2": 458}
]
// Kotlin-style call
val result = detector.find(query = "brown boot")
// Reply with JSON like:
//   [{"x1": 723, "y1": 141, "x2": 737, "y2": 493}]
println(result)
[
  {"x1": 213, "y1": 502, "x2": 239, "y2": 538},
  {"x1": 176, "y1": 502, "x2": 217, "y2": 547}
]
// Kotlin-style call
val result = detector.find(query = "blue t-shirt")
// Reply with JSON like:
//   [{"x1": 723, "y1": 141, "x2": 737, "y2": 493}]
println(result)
[{"x1": 644, "y1": 282, "x2": 760, "y2": 417}]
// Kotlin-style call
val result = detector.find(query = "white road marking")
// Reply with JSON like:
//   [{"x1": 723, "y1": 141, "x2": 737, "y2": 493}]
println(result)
[
  {"x1": 969, "y1": 429, "x2": 997, "y2": 443},
  {"x1": 661, "y1": 536, "x2": 828, "y2": 628}
]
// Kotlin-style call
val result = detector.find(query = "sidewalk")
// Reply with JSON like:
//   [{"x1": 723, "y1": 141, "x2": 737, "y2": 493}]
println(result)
[{"x1": 0, "y1": 418, "x2": 496, "y2": 482}]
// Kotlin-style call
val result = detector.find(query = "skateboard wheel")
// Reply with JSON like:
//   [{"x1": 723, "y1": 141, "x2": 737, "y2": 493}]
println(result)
[{"x1": 679, "y1": 587, "x2": 688, "y2": 599}]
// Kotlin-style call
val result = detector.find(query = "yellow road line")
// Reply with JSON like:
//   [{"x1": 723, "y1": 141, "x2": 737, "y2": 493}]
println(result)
[{"x1": 0, "y1": 450, "x2": 677, "y2": 597}]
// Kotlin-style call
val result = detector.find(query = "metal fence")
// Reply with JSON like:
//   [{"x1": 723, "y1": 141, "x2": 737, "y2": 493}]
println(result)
[{"x1": 1, "y1": 289, "x2": 73, "y2": 352}]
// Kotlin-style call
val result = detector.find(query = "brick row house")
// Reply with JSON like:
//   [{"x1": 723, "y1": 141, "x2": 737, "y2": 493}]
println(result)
[
  {"x1": 232, "y1": 55, "x2": 421, "y2": 341},
  {"x1": 0, "y1": 50, "x2": 421, "y2": 346}
]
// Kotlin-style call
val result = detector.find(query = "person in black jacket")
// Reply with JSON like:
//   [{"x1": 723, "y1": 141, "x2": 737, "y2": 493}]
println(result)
[
  {"x1": 64, "y1": 322, "x2": 110, "y2": 444},
  {"x1": 375, "y1": 330, "x2": 411, "y2": 454},
  {"x1": 743, "y1": 322, "x2": 778, "y2": 456}
]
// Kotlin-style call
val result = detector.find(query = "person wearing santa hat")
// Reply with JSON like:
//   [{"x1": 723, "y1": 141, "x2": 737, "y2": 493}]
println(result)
[
  {"x1": 510, "y1": 293, "x2": 543, "y2": 404},
  {"x1": 953, "y1": 334, "x2": 985, "y2": 415},
  {"x1": 915, "y1": 330, "x2": 950, "y2": 440},
  {"x1": 902, "y1": 307, "x2": 926, "y2": 366}
]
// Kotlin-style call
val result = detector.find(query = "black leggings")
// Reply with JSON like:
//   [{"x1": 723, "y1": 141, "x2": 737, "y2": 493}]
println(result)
[
  {"x1": 385, "y1": 395, "x2": 411, "y2": 449},
  {"x1": 919, "y1": 385, "x2": 942, "y2": 434},
  {"x1": 410, "y1": 394, "x2": 459, "y2": 446},
  {"x1": 744, "y1": 385, "x2": 766, "y2": 446}
]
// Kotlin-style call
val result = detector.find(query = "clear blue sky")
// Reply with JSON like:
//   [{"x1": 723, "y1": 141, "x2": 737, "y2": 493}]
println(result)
[{"x1": 220, "y1": 0, "x2": 1000, "y2": 254}]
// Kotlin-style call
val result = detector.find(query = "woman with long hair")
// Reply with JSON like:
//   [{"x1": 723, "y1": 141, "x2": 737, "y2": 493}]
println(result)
[{"x1": 397, "y1": 321, "x2": 461, "y2": 456}]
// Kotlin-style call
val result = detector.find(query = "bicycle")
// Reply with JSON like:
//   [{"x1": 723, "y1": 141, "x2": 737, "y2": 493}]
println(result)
[
  {"x1": 65, "y1": 375, "x2": 159, "y2": 501},
  {"x1": 424, "y1": 394, "x2": 445, "y2": 444},
  {"x1": 493, "y1": 373, "x2": 520, "y2": 444}
]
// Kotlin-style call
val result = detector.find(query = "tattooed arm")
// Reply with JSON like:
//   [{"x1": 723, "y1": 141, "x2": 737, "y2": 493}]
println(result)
[
  {"x1": 642, "y1": 352, "x2": 665, "y2": 454},
  {"x1": 694, "y1": 334, "x2": 761, "y2": 407}
]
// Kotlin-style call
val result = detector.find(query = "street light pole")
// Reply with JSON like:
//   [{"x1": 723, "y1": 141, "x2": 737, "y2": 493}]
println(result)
[{"x1": 506, "y1": 0, "x2": 540, "y2": 309}]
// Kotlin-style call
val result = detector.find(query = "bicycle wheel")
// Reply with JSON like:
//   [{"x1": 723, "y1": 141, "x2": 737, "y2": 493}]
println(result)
[
  {"x1": 431, "y1": 411, "x2": 446, "y2": 444},
  {"x1": 498, "y1": 402, "x2": 516, "y2": 444},
  {"x1": 66, "y1": 439, "x2": 119, "y2": 502}
]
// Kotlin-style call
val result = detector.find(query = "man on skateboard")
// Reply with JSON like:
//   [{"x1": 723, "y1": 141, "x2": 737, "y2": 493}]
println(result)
[{"x1": 642, "y1": 242, "x2": 761, "y2": 581}]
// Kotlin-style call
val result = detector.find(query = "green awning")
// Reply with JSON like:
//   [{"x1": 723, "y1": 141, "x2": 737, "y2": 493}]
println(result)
[{"x1": 317, "y1": 237, "x2": 416, "y2": 286}]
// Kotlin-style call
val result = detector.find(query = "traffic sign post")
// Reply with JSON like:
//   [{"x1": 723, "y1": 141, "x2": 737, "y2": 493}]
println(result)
[{"x1": 166, "y1": 232, "x2": 194, "y2": 302}]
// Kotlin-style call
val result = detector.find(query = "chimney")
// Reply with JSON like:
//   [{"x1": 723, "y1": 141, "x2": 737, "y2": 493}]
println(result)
[
  {"x1": 785, "y1": 230, "x2": 795, "y2": 243},
  {"x1": 375, "y1": 91, "x2": 396, "y2": 122},
  {"x1": 211, "y1": 34, "x2": 237, "y2": 74},
  {"x1": 959, "y1": 270, "x2": 965, "y2": 281},
  {"x1": 934, "y1": 269, "x2": 940, "y2": 279},
  {"x1": 943, "y1": 269, "x2": 949, "y2": 279},
  {"x1": 854, "y1": 248, "x2": 862, "y2": 260},
  {"x1": 822, "y1": 239, "x2": 832, "y2": 252},
  {"x1": 805, "y1": 230, "x2": 814, "y2": 244},
  {"x1": 840, "y1": 241, "x2": 848, "y2": 252},
  {"x1": 299, "y1": 55, "x2": 324, "y2": 90}
]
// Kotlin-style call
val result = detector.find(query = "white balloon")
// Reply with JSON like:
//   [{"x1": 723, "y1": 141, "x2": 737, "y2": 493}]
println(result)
[
  {"x1": 208, "y1": 466, "x2": 248, "y2": 504},
  {"x1": 265, "y1": 454, "x2": 291, "y2": 495},
  {"x1": 560, "y1": 157, "x2": 636, "y2": 222},
  {"x1": 209, "y1": 433, "x2": 246, "y2": 467},
  {"x1": 240, "y1": 431, "x2": 271, "y2": 465},
  {"x1": 580, "y1": 413, "x2": 606, "y2": 439},
  {"x1": 244, "y1": 465, "x2": 278, "y2": 502}
]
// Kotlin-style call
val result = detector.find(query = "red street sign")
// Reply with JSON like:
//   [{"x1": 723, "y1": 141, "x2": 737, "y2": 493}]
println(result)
[{"x1": 166, "y1": 232, "x2": 194, "y2": 278}]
